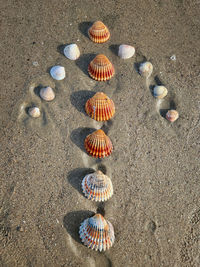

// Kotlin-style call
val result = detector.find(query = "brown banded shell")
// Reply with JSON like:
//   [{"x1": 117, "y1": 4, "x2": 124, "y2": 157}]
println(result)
[
  {"x1": 166, "y1": 110, "x2": 179, "y2": 122},
  {"x1": 85, "y1": 92, "x2": 115, "y2": 121},
  {"x1": 88, "y1": 54, "x2": 115, "y2": 81},
  {"x1": 84, "y1": 129, "x2": 113, "y2": 158},
  {"x1": 88, "y1": 21, "x2": 110, "y2": 43}
]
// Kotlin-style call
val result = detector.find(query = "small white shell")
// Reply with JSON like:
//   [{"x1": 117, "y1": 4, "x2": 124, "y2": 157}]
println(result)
[
  {"x1": 153, "y1": 86, "x2": 168, "y2": 99},
  {"x1": 139, "y1": 62, "x2": 153, "y2": 78},
  {"x1": 28, "y1": 107, "x2": 40, "y2": 118},
  {"x1": 50, "y1": 66, "x2": 65, "y2": 80},
  {"x1": 64, "y1": 44, "x2": 80, "y2": 60},
  {"x1": 118, "y1": 44, "x2": 135, "y2": 59},
  {"x1": 40, "y1": 86, "x2": 55, "y2": 101}
]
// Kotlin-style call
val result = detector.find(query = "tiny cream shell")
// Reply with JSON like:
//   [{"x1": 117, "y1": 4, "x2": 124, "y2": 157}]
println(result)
[
  {"x1": 118, "y1": 44, "x2": 135, "y2": 59},
  {"x1": 153, "y1": 86, "x2": 168, "y2": 99},
  {"x1": 28, "y1": 107, "x2": 40, "y2": 118},
  {"x1": 139, "y1": 62, "x2": 153, "y2": 78},
  {"x1": 40, "y1": 87, "x2": 55, "y2": 101},
  {"x1": 166, "y1": 110, "x2": 179, "y2": 122},
  {"x1": 50, "y1": 65, "x2": 65, "y2": 80},
  {"x1": 64, "y1": 44, "x2": 80, "y2": 60}
]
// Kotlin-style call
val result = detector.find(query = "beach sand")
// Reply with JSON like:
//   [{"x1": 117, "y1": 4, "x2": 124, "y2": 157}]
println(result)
[{"x1": 0, "y1": 0, "x2": 200, "y2": 266}]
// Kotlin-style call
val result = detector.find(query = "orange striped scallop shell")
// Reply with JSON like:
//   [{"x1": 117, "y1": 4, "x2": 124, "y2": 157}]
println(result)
[
  {"x1": 88, "y1": 54, "x2": 115, "y2": 81},
  {"x1": 85, "y1": 92, "x2": 115, "y2": 121},
  {"x1": 88, "y1": 21, "x2": 110, "y2": 43},
  {"x1": 84, "y1": 129, "x2": 113, "y2": 158}
]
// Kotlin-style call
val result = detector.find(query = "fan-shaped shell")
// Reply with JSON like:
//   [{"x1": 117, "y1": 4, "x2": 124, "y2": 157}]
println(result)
[
  {"x1": 88, "y1": 54, "x2": 115, "y2": 81},
  {"x1": 84, "y1": 129, "x2": 113, "y2": 158},
  {"x1": 153, "y1": 85, "x2": 168, "y2": 99},
  {"x1": 28, "y1": 107, "x2": 40, "y2": 118},
  {"x1": 40, "y1": 86, "x2": 55, "y2": 101},
  {"x1": 50, "y1": 65, "x2": 66, "y2": 80},
  {"x1": 88, "y1": 21, "x2": 110, "y2": 43},
  {"x1": 64, "y1": 44, "x2": 80, "y2": 60},
  {"x1": 166, "y1": 110, "x2": 179, "y2": 122},
  {"x1": 118, "y1": 44, "x2": 135, "y2": 59},
  {"x1": 82, "y1": 170, "x2": 113, "y2": 202},
  {"x1": 139, "y1": 62, "x2": 153, "y2": 78},
  {"x1": 85, "y1": 92, "x2": 115, "y2": 121},
  {"x1": 79, "y1": 213, "x2": 115, "y2": 251}
]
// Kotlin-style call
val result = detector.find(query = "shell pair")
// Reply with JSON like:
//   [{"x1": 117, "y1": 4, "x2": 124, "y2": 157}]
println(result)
[
  {"x1": 79, "y1": 213, "x2": 115, "y2": 251},
  {"x1": 82, "y1": 170, "x2": 113, "y2": 202}
]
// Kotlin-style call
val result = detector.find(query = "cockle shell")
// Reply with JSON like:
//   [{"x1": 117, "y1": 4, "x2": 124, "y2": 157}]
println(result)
[
  {"x1": 40, "y1": 86, "x2": 55, "y2": 101},
  {"x1": 118, "y1": 44, "x2": 135, "y2": 59},
  {"x1": 85, "y1": 92, "x2": 115, "y2": 121},
  {"x1": 79, "y1": 213, "x2": 115, "y2": 251},
  {"x1": 166, "y1": 110, "x2": 179, "y2": 122},
  {"x1": 28, "y1": 107, "x2": 40, "y2": 118},
  {"x1": 88, "y1": 21, "x2": 110, "y2": 43},
  {"x1": 64, "y1": 44, "x2": 80, "y2": 60},
  {"x1": 50, "y1": 65, "x2": 66, "y2": 80},
  {"x1": 84, "y1": 129, "x2": 113, "y2": 158},
  {"x1": 153, "y1": 85, "x2": 168, "y2": 99},
  {"x1": 88, "y1": 54, "x2": 115, "y2": 81},
  {"x1": 139, "y1": 62, "x2": 153, "y2": 78},
  {"x1": 82, "y1": 170, "x2": 113, "y2": 202}
]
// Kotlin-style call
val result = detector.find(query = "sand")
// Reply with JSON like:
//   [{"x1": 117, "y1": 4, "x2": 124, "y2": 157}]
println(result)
[{"x1": 0, "y1": 0, "x2": 200, "y2": 266}]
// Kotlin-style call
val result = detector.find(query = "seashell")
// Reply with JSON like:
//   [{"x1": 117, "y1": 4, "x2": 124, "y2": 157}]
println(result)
[
  {"x1": 84, "y1": 129, "x2": 113, "y2": 158},
  {"x1": 118, "y1": 44, "x2": 135, "y2": 59},
  {"x1": 139, "y1": 62, "x2": 153, "y2": 78},
  {"x1": 39, "y1": 86, "x2": 55, "y2": 101},
  {"x1": 166, "y1": 110, "x2": 179, "y2": 122},
  {"x1": 82, "y1": 170, "x2": 113, "y2": 202},
  {"x1": 50, "y1": 65, "x2": 65, "y2": 80},
  {"x1": 88, "y1": 21, "x2": 110, "y2": 43},
  {"x1": 64, "y1": 44, "x2": 80, "y2": 60},
  {"x1": 79, "y1": 213, "x2": 115, "y2": 251},
  {"x1": 153, "y1": 85, "x2": 168, "y2": 99},
  {"x1": 88, "y1": 54, "x2": 115, "y2": 81},
  {"x1": 28, "y1": 107, "x2": 40, "y2": 118},
  {"x1": 85, "y1": 92, "x2": 115, "y2": 121}
]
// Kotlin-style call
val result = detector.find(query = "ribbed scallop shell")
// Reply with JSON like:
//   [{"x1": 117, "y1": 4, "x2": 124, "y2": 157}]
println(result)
[
  {"x1": 88, "y1": 21, "x2": 110, "y2": 43},
  {"x1": 166, "y1": 110, "x2": 179, "y2": 122},
  {"x1": 79, "y1": 214, "x2": 115, "y2": 251},
  {"x1": 88, "y1": 54, "x2": 115, "y2": 81},
  {"x1": 84, "y1": 129, "x2": 113, "y2": 158},
  {"x1": 85, "y1": 92, "x2": 115, "y2": 121},
  {"x1": 82, "y1": 170, "x2": 113, "y2": 202}
]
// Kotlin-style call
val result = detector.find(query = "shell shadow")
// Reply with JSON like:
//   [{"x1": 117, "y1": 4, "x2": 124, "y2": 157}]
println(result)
[
  {"x1": 159, "y1": 99, "x2": 177, "y2": 118},
  {"x1": 75, "y1": 53, "x2": 96, "y2": 76},
  {"x1": 70, "y1": 127, "x2": 96, "y2": 152},
  {"x1": 63, "y1": 210, "x2": 95, "y2": 243},
  {"x1": 67, "y1": 167, "x2": 95, "y2": 195},
  {"x1": 134, "y1": 53, "x2": 147, "y2": 73},
  {"x1": 101, "y1": 120, "x2": 113, "y2": 135},
  {"x1": 70, "y1": 90, "x2": 95, "y2": 115},
  {"x1": 154, "y1": 75, "x2": 165, "y2": 86},
  {"x1": 109, "y1": 45, "x2": 119, "y2": 56},
  {"x1": 78, "y1": 21, "x2": 92, "y2": 39},
  {"x1": 57, "y1": 44, "x2": 66, "y2": 56},
  {"x1": 33, "y1": 84, "x2": 43, "y2": 98}
]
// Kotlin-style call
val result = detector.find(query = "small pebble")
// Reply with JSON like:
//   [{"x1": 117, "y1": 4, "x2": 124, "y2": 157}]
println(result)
[
  {"x1": 40, "y1": 86, "x2": 55, "y2": 101},
  {"x1": 170, "y1": 55, "x2": 176, "y2": 61},
  {"x1": 33, "y1": 61, "x2": 39, "y2": 66},
  {"x1": 28, "y1": 107, "x2": 40, "y2": 118}
]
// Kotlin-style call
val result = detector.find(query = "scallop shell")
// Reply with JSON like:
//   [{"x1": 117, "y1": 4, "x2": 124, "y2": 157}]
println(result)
[
  {"x1": 82, "y1": 170, "x2": 113, "y2": 202},
  {"x1": 64, "y1": 44, "x2": 80, "y2": 60},
  {"x1": 166, "y1": 110, "x2": 179, "y2": 122},
  {"x1": 40, "y1": 86, "x2": 55, "y2": 101},
  {"x1": 84, "y1": 129, "x2": 113, "y2": 158},
  {"x1": 153, "y1": 85, "x2": 168, "y2": 99},
  {"x1": 85, "y1": 92, "x2": 115, "y2": 121},
  {"x1": 139, "y1": 62, "x2": 153, "y2": 78},
  {"x1": 88, "y1": 21, "x2": 110, "y2": 43},
  {"x1": 79, "y1": 213, "x2": 115, "y2": 251},
  {"x1": 88, "y1": 54, "x2": 115, "y2": 81},
  {"x1": 118, "y1": 44, "x2": 135, "y2": 59},
  {"x1": 50, "y1": 65, "x2": 65, "y2": 80},
  {"x1": 28, "y1": 107, "x2": 40, "y2": 118}
]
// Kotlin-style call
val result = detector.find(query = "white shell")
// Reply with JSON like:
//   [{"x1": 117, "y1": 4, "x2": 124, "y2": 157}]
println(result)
[
  {"x1": 118, "y1": 44, "x2": 135, "y2": 59},
  {"x1": 64, "y1": 44, "x2": 80, "y2": 60},
  {"x1": 153, "y1": 86, "x2": 168, "y2": 99},
  {"x1": 139, "y1": 62, "x2": 153, "y2": 78},
  {"x1": 50, "y1": 65, "x2": 65, "y2": 80},
  {"x1": 28, "y1": 107, "x2": 40, "y2": 118},
  {"x1": 40, "y1": 86, "x2": 55, "y2": 101}
]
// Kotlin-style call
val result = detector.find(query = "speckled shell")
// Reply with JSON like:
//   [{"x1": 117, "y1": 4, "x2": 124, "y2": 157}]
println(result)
[
  {"x1": 79, "y1": 214, "x2": 115, "y2": 251},
  {"x1": 139, "y1": 62, "x2": 153, "y2": 78},
  {"x1": 85, "y1": 92, "x2": 115, "y2": 121},
  {"x1": 50, "y1": 65, "x2": 65, "y2": 80},
  {"x1": 118, "y1": 44, "x2": 135, "y2": 59},
  {"x1": 84, "y1": 129, "x2": 113, "y2": 158},
  {"x1": 82, "y1": 170, "x2": 113, "y2": 202},
  {"x1": 153, "y1": 86, "x2": 168, "y2": 99},
  {"x1": 64, "y1": 44, "x2": 80, "y2": 60},
  {"x1": 88, "y1": 21, "x2": 110, "y2": 43},
  {"x1": 88, "y1": 54, "x2": 115, "y2": 81},
  {"x1": 166, "y1": 110, "x2": 179, "y2": 122}
]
